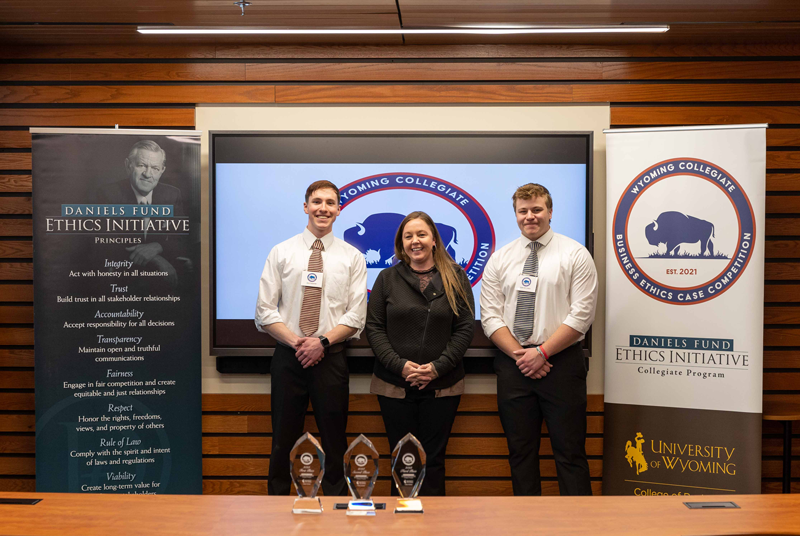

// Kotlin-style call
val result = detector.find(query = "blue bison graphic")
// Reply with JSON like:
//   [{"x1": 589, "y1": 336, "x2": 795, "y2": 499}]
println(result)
[
  {"x1": 344, "y1": 212, "x2": 459, "y2": 266},
  {"x1": 645, "y1": 211, "x2": 716, "y2": 256}
]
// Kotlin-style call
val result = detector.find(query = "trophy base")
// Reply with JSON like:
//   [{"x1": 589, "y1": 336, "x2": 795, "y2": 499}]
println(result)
[
  {"x1": 394, "y1": 498, "x2": 424, "y2": 514},
  {"x1": 292, "y1": 497, "x2": 323, "y2": 514},
  {"x1": 346, "y1": 499, "x2": 376, "y2": 516}
]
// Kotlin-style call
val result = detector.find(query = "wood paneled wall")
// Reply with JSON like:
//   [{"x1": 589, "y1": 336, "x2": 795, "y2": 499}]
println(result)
[{"x1": 0, "y1": 43, "x2": 798, "y2": 495}]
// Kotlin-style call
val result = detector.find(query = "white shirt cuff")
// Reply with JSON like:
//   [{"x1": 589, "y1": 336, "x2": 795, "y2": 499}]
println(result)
[
  {"x1": 481, "y1": 318, "x2": 506, "y2": 339},
  {"x1": 255, "y1": 311, "x2": 283, "y2": 333},
  {"x1": 563, "y1": 315, "x2": 590, "y2": 335},
  {"x1": 338, "y1": 316, "x2": 364, "y2": 340}
]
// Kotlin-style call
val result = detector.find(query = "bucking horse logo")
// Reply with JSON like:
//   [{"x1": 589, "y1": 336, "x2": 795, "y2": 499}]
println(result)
[{"x1": 625, "y1": 432, "x2": 648, "y2": 475}]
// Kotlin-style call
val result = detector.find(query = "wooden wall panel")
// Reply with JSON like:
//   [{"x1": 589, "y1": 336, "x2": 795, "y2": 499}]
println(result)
[
  {"x1": 0, "y1": 131, "x2": 31, "y2": 148},
  {"x1": 0, "y1": 153, "x2": 31, "y2": 170},
  {"x1": 0, "y1": 263, "x2": 33, "y2": 280},
  {"x1": 0, "y1": 198, "x2": 32, "y2": 215},
  {"x1": 0, "y1": 414, "x2": 35, "y2": 432},
  {"x1": 0, "y1": 86, "x2": 276, "y2": 105},
  {"x1": 0, "y1": 349, "x2": 34, "y2": 367},
  {"x1": 0, "y1": 241, "x2": 38, "y2": 258},
  {"x1": 0, "y1": 63, "x2": 246, "y2": 82},
  {"x1": 600, "y1": 61, "x2": 800, "y2": 80},
  {"x1": 0, "y1": 45, "x2": 218, "y2": 60},
  {"x1": 0, "y1": 109, "x2": 195, "y2": 128},
  {"x1": 8, "y1": 60, "x2": 799, "y2": 84},
  {"x1": 0, "y1": 220, "x2": 32, "y2": 237},
  {"x1": 0, "y1": 328, "x2": 34, "y2": 346},
  {"x1": 4, "y1": 43, "x2": 800, "y2": 60},
  {"x1": 1, "y1": 47, "x2": 798, "y2": 498},
  {"x1": 574, "y1": 84, "x2": 800, "y2": 103},
  {"x1": 767, "y1": 174, "x2": 800, "y2": 191},
  {"x1": 277, "y1": 84, "x2": 575, "y2": 104},
  {"x1": 769, "y1": 131, "x2": 800, "y2": 147},
  {"x1": 0, "y1": 435, "x2": 34, "y2": 454},
  {"x1": 766, "y1": 219, "x2": 800, "y2": 236},
  {"x1": 0, "y1": 175, "x2": 32, "y2": 192},
  {"x1": 612, "y1": 106, "x2": 800, "y2": 126},
  {"x1": 0, "y1": 392, "x2": 34, "y2": 409},
  {"x1": 0, "y1": 284, "x2": 33, "y2": 302},
  {"x1": 0, "y1": 479, "x2": 35, "y2": 492},
  {"x1": 216, "y1": 44, "x2": 800, "y2": 60},
  {"x1": 247, "y1": 61, "x2": 605, "y2": 81},
  {"x1": 766, "y1": 242, "x2": 800, "y2": 258},
  {"x1": 277, "y1": 84, "x2": 800, "y2": 105},
  {"x1": 764, "y1": 351, "x2": 800, "y2": 369},
  {"x1": 0, "y1": 457, "x2": 35, "y2": 475},
  {"x1": 765, "y1": 285, "x2": 800, "y2": 303},
  {"x1": 769, "y1": 152, "x2": 800, "y2": 168}
]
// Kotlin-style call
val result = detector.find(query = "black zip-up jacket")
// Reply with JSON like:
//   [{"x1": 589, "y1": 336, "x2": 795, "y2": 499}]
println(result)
[{"x1": 366, "y1": 261, "x2": 475, "y2": 391}]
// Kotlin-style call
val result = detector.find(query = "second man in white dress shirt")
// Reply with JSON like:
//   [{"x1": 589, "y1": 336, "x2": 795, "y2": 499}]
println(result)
[
  {"x1": 255, "y1": 180, "x2": 368, "y2": 496},
  {"x1": 480, "y1": 183, "x2": 598, "y2": 496}
]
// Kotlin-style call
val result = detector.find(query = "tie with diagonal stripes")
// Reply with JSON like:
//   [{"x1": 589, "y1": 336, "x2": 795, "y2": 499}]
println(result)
[
  {"x1": 513, "y1": 241, "x2": 542, "y2": 343},
  {"x1": 299, "y1": 239, "x2": 324, "y2": 337},
  {"x1": 139, "y1": 198, "x2": 150, "y2": 240}
]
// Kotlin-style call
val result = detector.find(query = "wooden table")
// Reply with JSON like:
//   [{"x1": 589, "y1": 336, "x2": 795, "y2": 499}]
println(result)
[
  {"x1": 764, "y1": 399, "x2": 800, "y2": 493},
  {"x1": 1, "y1": 492, "x2": 800, "y2": 535}
]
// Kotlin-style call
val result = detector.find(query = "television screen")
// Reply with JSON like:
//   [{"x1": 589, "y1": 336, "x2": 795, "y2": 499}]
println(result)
[{"x1": 211, "y1": 133, "x2": 592, "y2": 356}]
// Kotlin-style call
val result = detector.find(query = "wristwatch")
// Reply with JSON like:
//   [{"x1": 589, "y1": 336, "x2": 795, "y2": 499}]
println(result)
[{"x1": 318, "y1": 336, "x2": 331, "y2": 348}]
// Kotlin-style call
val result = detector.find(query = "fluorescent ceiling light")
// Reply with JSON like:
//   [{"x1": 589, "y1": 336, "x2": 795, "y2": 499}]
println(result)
[{"x1": 138, "y1": 25, "x2": 669, "y2": 35}]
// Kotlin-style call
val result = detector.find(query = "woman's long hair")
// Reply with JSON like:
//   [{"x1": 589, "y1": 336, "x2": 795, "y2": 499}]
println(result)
[{"x1": 394, "y1": 211, "x2": 474, "y2": 317}]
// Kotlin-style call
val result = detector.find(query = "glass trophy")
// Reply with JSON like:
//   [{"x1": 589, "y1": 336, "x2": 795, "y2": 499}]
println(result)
[
  {"x1": 343, "y1": 434, "x2": 380, "y2": 516},
  {"x1": 391, "y1": 433, "x2": 426, "y2": 513},
  {"x1": 289, "y1": 432, "x2": 325, "y2": 514}
]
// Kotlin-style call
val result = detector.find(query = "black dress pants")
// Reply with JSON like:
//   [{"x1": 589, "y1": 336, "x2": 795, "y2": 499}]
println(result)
[
  {"x1": 495, "y1": 343, "x2": 592, "y2": 496},
  {"x1": 268, "y1": 343, "x2": 349, "y2": 496},
  {"x1": 378, "y1": 389, "x2": 461, "y2": 496}
]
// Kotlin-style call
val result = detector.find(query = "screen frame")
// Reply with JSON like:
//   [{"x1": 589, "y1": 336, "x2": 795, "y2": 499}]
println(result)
[{"x1": 209, "y1": 130, "x2": 594, "y2": 359}]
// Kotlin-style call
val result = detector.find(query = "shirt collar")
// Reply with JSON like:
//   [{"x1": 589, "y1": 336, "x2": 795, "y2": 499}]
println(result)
[
  {"x1": 302, "y1": 227, "x2": 335, "y2": 251},
  {"x1": 523, "y1": 227, "x2": 554, "y2": 250},
  {"x1": 131, "y1": 185, "x2": 153, "y2": 205}
]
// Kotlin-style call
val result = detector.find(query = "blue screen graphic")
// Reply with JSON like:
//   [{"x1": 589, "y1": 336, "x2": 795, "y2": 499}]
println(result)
[{"x1": 215, "y1": 163, "x2": 587, "y2": 320}]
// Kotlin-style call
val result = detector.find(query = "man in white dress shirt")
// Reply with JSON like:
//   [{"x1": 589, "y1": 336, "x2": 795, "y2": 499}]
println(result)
[
  {"x1": 480, "y1": 183, "x2": 598, "y2": 496},
  {"x1": 255, "y1": 180, "x2": 368, "y2": 496}
]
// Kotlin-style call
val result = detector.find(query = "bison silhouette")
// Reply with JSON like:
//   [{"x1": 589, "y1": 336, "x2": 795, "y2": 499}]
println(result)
[
  {"x1": 344, "y1": 212, "x2": 459, "y2": 266},
  {"x1": 645, "y1": 211, "x2": 715, "y2": 256}
]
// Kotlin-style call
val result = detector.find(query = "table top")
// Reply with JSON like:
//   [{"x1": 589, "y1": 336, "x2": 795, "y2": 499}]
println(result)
[{"x1": 1, "y1": 492, "x2": 800, "y2": 536}]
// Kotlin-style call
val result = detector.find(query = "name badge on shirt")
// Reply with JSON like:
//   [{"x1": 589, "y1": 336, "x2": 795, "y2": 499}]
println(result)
[
  {"x1": 515, "y1": 274, "x2": 537, "y2": 293},
  {"x1": 301, "y1": 271, "x2": 323, "y2": 288}
]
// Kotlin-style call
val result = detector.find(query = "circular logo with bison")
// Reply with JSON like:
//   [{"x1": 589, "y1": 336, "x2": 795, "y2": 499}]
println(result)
[
  {"x1": 612, "y1": 158, "x2": 755, "y2": 305},
  {"x1": 337, "y1": 173, "x2": 496, "y2": 294}
]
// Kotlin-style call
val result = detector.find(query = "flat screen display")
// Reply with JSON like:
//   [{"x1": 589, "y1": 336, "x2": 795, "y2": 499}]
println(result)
[{"x1": 211, "y1": 133, "x2": 592, "y2": 355}]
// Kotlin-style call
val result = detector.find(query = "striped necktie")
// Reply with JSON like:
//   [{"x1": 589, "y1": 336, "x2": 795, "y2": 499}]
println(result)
[
  {"x1": 298, "y1": 239, "x2": 324, "y2": 337},
  {"x1": 139, "y1": 198, "x2": 150, "y2": 240},
  {"x1": 513, "y1": 241, "x2": 542, "y2": 343}
]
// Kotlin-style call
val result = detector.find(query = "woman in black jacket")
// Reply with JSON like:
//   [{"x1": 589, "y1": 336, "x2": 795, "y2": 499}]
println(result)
[{"x1": 366, "y1": 211, "x2": 474, "y2": 496}]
